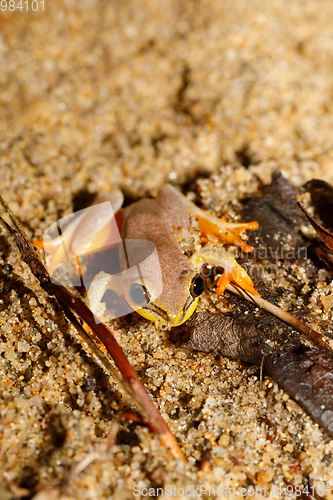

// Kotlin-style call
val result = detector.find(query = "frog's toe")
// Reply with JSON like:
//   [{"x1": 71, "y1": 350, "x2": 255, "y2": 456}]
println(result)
[
  {"x1": 216, "y1": 265, "x2": 261, "y2": 297},
  {"x1": 197, "y1": 216, "x2": 258, "y2": 253},
  {"x1": 215, "y1": 273, "x2": 231, "y2": 295}
]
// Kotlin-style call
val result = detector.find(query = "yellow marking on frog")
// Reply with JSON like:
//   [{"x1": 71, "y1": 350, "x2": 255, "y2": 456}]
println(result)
[{"x1": 34, "y1": 185, "x2": 260, "y2": 327}]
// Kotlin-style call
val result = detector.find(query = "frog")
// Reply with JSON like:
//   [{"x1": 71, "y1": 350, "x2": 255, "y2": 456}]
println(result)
[{"x1": 35, "y1": 185, "x2": 259, "y2": 327}]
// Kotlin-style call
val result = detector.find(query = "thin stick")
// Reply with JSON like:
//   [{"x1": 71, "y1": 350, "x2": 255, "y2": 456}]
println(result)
[{"x1": 227, "y1": 283, "x2": 333, "y2": 351}]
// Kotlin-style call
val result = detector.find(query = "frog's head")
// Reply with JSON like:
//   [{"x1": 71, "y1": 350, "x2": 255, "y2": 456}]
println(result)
[{"x1": 123, "y1": 249, "x2": 205, "y2": 328}]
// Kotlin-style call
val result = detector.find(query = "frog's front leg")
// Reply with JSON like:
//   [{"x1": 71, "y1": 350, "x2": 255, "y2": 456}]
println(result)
[{"x1": 190, "y1": 247, "x2": 260, "y2": 297}]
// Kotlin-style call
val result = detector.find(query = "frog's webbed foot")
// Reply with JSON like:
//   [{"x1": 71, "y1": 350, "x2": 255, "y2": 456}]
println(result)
[
  {"x1": 87, "y1": 271, "x2": 122, "y2": 317},
  {"x1": 191, "y1": 248, "x2": 260, "y2": 297},
  {"x1": 197, "y1": 216, "x2": 258, "y2": 253},
  {"x1": 175, "y1": 188, "x2": 258, "y2": 252}
]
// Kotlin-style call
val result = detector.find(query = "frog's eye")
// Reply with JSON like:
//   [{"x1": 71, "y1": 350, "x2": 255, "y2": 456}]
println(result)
[
  {"x1": 190, "y1": 274, "x2": 205, "y2": 298},
  {"x1": 129, "y1": 283, "x2": 151, "y2": 307}
]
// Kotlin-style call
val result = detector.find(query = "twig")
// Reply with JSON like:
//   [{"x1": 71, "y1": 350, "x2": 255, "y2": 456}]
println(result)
[
  {"x1": 30, "y1": 421, "x2": 120, "y2": 500},
  {"x1": 298, "y1": 202, "x2": 333, "y2": 250},
  {"x1": 227, "y1": 283, "x2": 333, "y2": 351}
]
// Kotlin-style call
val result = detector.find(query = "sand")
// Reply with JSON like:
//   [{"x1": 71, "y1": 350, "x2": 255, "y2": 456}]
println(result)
[{"x1": 1, "y1": 0, "x2": 333, "y2": 498}]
